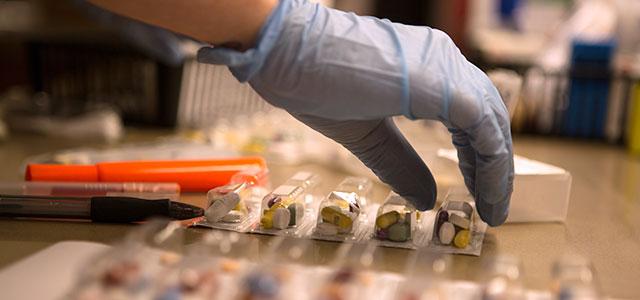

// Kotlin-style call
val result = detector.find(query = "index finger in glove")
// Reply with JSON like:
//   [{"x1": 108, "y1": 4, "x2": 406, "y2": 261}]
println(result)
[
  {"x1": 450, "y1": 86, "x2": 514, "y2": 226},
  {"x1": 291, "y1": 114, "x2": 437, "y2": 211}
]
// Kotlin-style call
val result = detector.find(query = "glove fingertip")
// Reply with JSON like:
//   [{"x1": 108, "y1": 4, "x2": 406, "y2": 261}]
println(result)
[
  {"x1": 406, "y1": 189, "x2": 436, "y2": 212},
  {"x1": 475, "y1": 192, "x2": 510, "y2": 226}
]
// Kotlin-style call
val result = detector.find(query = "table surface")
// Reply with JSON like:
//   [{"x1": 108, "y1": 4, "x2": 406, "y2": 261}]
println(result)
[{"x1": 0, "y1": 129, "x2": 639, "y2": 299}]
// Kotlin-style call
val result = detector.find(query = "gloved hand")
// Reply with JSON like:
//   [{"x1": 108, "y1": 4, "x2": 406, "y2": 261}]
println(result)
[{"x1": 198, "y1": 0, "x2": 514, "y2": 226}]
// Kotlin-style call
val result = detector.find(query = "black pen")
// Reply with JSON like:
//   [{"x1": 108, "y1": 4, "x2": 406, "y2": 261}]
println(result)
[{"x1": 0, "y1": 194, "x2": 203, "y2": 223}]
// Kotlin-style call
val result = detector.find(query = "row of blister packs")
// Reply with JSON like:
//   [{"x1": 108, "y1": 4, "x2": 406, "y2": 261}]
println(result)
[
  {"x1": 195, "y1": 170, "x2": 487, "y2": 256},
  {"x1": 65, "y1": 220, "x2": 600, "y2": 300}
]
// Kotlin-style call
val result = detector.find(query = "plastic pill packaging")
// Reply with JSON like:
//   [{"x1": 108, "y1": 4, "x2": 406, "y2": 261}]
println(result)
[
  {"x1": 312, "y1": 177, "x2": 372, "y2": 242},
  {"x1": 252, "y1": 171, "x2": 320, "y2": 237},
  {"x1": 65, "y1": 219, "x2": 600, "y2": 300},
  {"x1": 428, "y1": 190, "x2": 487, "y2": 255},
  {"x1": 197, "y1": 167, "x2": 270, "y2": 232},
  {"x1": 372, "y1": 193, "x2": 432, "y2": 249}
]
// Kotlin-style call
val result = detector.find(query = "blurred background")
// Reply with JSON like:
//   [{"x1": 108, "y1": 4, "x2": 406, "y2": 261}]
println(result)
[
  {"x1": 1, "y1": 1, "x2": 640, "y2": 298},
  {"x1": 0, "y1": 0, "x2": 639, "y2": 149}
]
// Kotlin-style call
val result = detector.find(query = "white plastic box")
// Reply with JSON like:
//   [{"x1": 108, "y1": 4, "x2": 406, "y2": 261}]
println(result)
[{"x1": 438, "y1": 149, "x2": 572, "y2": 223}]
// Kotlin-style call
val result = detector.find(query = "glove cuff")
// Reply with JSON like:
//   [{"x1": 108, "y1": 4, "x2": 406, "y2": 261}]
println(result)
[{"x1": 197, "y1": 0, "x2": 303, "y2": 82}]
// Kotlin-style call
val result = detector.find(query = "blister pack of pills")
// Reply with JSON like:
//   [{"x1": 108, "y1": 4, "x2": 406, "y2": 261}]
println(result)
[
  {"x1": 363, "y1": 189, "x2": 487, "y2": 255},
  {"x1": 310, "y1": 177, "x2": 374, "y2": 243},
  {"x1": 65, "y1": 220, "x2": 185, "y2": 300},
  {"x1": 313, "y1": 242, "x2": 404, "y2": 300},
  {"x1": 196, "y1": 168, "x2": 270, "y2": 233},
  {"x1": 371, "y1": 192, "x2": 431, "y2": 249},
  {"x1": 152, "y1": 232, "x2": 254, "y2": 300},
  {"x1": 250, "y1": 171, "x2": 321, "y2": 238},
  {"x1": 426, "y1": 190, "x2": 488, "y2": 256},
  {"x1": 62, "y1": 222, "x2": 587, "y2": 300}
]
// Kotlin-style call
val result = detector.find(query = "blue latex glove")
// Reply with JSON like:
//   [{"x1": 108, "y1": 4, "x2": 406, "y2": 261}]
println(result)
[{"x1": 198, "y1": 0, "x2": 514, "y2": 226}]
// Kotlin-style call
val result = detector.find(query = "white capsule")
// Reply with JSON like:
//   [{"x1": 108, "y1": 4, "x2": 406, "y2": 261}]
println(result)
[
  {"x1": 221, "y1": 210, "x2": 245, "y2": 223},
  {"x1": 439, "y1": 222, "x2": 455, "y2": 245},
  {"x1": 316, "y1": 222, "x2": 339, "y2": 236},
  {"x1": 272, "y1": 207, "x2": 291, "y2": 230},
  {"x1": 449, "y1": 213, "x2": 470, "y2": 230},
  {"x1": 205, "y1": 193, "x2": 241, "y2": 222}
]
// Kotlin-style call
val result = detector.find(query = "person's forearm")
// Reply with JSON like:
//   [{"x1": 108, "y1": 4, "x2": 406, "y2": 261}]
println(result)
[{"x1": 87, "y1": 0, "x2": 278, "y2": 49}]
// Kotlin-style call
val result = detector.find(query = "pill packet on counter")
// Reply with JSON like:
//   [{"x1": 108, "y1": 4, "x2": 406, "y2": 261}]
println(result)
[
  {"x1": 314, "y1": 242, "x2": 404, "y2": 300},
  {"x1": 311, "y1": 177, "x2": 374, "y2": 243},
  {"x1": 550, "y1": 254, "x2": 601, "y2": 300},
  {"x1": 230, "y1": 237, "x2": 321, "y2": 300},
  {"x1": 395, "y1": 248, "x2": 452, "y2": 300},
  {"x1": 427, "y1": 189, "x2": 488, "y2": 256},
  {"x1": 372, "y1": 192, "x2": 430, "y2": 249},
  {"x1": 195, "y1": 167, "x2": 270, "y2": 233},
  {"x1": 251, "y1": 171, "x2": 321, "y2": 238},
  {"x1": 65, "y1": 219, "x2": 185, "y2": 300},
  {"x1": 152, "y1": 231, "x2": 255, "y2": 300},
  {"x1": 479, "y1": 255, "x2": 526, "y2": 300}
]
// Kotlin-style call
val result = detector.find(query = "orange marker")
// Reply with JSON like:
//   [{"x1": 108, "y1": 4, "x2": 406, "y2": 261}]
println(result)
[{"x1": 25, "y1": 157, "x2": 267, "y2": 192}]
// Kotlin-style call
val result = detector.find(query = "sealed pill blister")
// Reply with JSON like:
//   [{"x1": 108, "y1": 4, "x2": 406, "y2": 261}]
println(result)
[
  {"x1": 196, "y1": 167, "x2": 270, "y2": 232},
  {"x1": 230, "y1": 237, "x2": 317, "y2": 300},
  {"x1": 480, "y1": 255, "x2": 526, "y2": 300},
  {"x1": 152, "y1": 232, "x2": 253, "y2": 300},
  {"x1": 314, "y1": 242, "x2": 403, "y2": 300},
  {"x1": 251, "y1": 171, "x2": 320, "y2": 237},
  {"x1": 428, "y1": 189, "x2": 488, "y2": 256},
  {"x1": 551, "y1": 255, "x2": 600, "y2": 300},
  {"x1": 311, "y1": 177, "x2": 373, "y2": 242},
  {"x1": 152, "y1": 254, "x2": 221, "y2": 299},
  {"x1": 395, "y1": 248, "x2": 451, "y2": 300},
  {"x1": 373, "y1": 193, "x2": 430, "y2": 249},
  {"x1": 65, "y1": 219, "x2": 184, "y2": 300}
]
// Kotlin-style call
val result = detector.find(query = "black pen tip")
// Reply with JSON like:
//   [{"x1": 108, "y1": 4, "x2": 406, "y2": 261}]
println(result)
[{"x1": 169, "y1": 201, "x2": 204, "y2": 220}]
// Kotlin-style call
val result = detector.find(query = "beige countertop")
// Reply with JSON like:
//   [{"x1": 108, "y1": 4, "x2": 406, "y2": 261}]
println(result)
[{"x1": 0, "y1": 130, "x2": 639, "y2": 299}]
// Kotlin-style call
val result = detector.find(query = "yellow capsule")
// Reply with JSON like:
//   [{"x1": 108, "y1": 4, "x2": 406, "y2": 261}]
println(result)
[
  {"x1": 321, "y1": 206, "x2": 353, "y2": 230},
  {"x1": 453, "y1": 230, "x2": 471, "y2": 249},
  {"x1": 375, "y1": 211, "x2": 400, "y2": 230},
  {"x1": 261, "y1": 210, "x2": 274, "y2": 229}
]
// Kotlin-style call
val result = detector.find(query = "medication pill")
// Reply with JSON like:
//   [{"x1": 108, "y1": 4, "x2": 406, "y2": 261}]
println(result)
[
  {"x1": 180, "y1": 269, "x2": 201, "y2": 291},
  {"x1": 434, "y1": 210, "x2": 449, "y2": 238},
  {"x1": 157, "y1": 286, "x2": 181, "y2": 300},
  {"x1": 321, "y1": 206, "x2": 353, "y2": 231},
  {"x1": 245, "y1": 272, "x2": 279, "y2": 298},
  {"x1": 317, "y1": 222, "x2": 339, "y2": 236},
  {"x1": 439, "y1": 222, "x2": 455, "y2": 245},
  {"x1": 332, "y1": 268, "x2": 355, "y2": 283},
  {"x1": 388, "y1": 222, "x2": 410, "y2": 242},
  {"x1": 221, "y1": 210, "x2": 244, "y2": 223},
  {"x1": 288, "y1": 204, "x2": 296, "y2": 226},
  {"x1": 288, "y1": 202, "x2": 304, "y2": 226},
  {"x1": 375, "y1": 211, "x2": 400, "y2": 229},
  {"x1": 220, "y1": 259, "x2": 241, "y2": 273},
  {"x1": 453, "y1": 230, "x2": 470, "y2": 248},
  {"x1": 159, "y1": 252, "x2": 182, "y2": 266},
  {"x1": 265, "y1": 194, "x2": 280, "y2": 208},
  {"x1": 102, "y1": 261, "x2": 140, "y2": 286},
  {"x1": 261, "y1": 211, "x2": 274, "y2": 229},
  {"x1": 205, "y1": 193, "x2": 240, "y2": 222},
  {"x1": 272, "y1": 207, "x2": 291, "y2": 229},
  {"x1": 449, "y1": 213, "x2": 470, "y2": 230},
  {"x1": 376, "y1": 228, "x2": 388, "y2": 240},
  {"x1": 233, "y1": 202, "x2": 248, "y2": 214}
]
